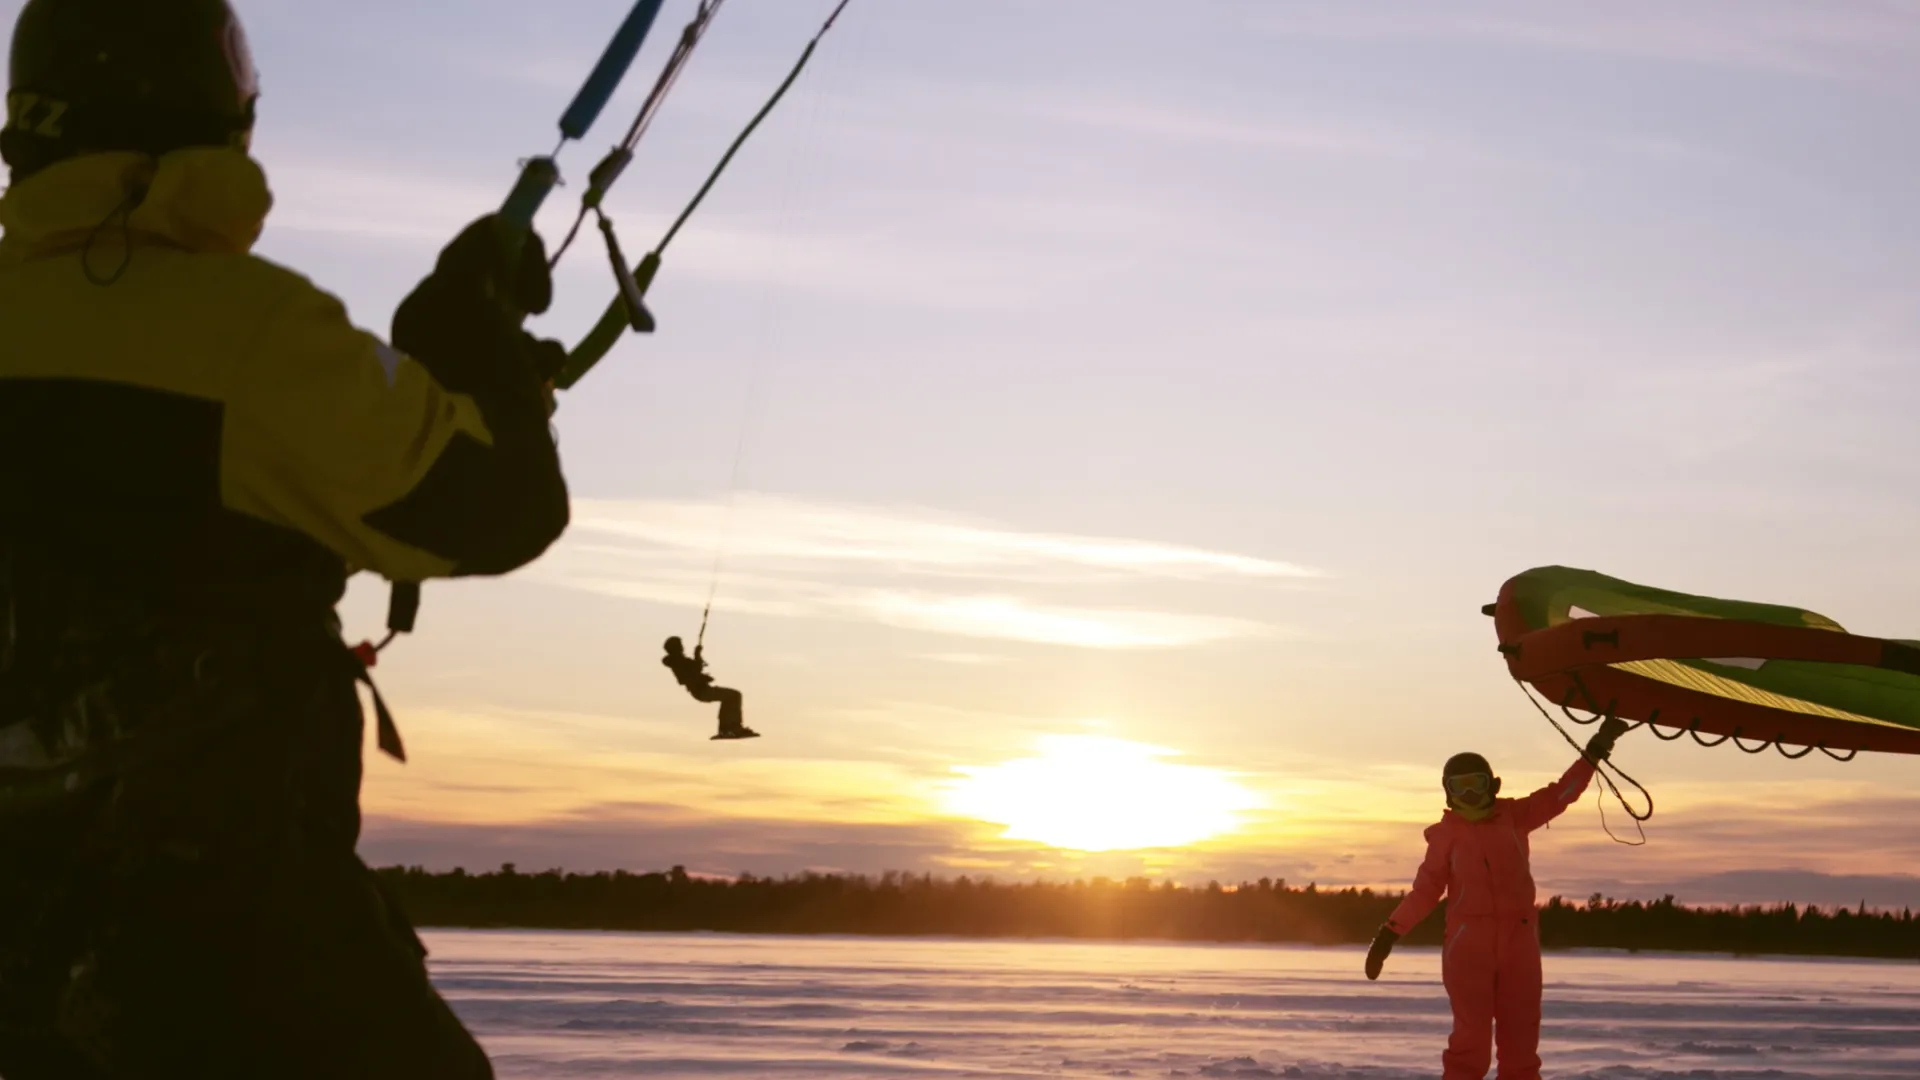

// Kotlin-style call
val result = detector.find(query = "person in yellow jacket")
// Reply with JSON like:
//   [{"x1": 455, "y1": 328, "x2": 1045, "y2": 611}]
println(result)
[{"x1": 0, "y1": 1, "x2": 566, "y2": 1076}]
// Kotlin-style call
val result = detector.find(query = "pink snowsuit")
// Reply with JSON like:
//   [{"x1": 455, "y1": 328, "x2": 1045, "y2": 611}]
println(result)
[{"x1": 1384, "y1": 757, "x2": 1596, "y2": 1080}]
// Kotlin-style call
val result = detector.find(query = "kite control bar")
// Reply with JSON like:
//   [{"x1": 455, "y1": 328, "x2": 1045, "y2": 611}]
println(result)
[
  {"x1": 506, "y1": 0, "x2": 667, "y2": 221},
  {"x1": 496, "y1": 0, "x2": 667, "y2": 327},
  {"x1": 553, "y1": 0, "x2": 853, "y2": 388},
  {"x1": 383, "y1": 0, "x2": 670, "y2": 642},
  {"x1": 384, "y1": 0, "x2": 852, "y2": 645}
]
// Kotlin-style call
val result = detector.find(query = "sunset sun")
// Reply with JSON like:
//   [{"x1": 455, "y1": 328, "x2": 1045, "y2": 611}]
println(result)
[{"x1": 942, "y1": 735, "x2": 1262, "y2": 852}]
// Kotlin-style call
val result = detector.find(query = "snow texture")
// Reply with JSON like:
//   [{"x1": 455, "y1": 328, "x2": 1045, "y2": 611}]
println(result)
[{"x1": 424, "y1": 930, "x2": 1920, "y2": 1078}]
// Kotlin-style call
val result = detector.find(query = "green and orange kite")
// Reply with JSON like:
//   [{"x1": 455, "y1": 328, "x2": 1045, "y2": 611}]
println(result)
[{"x1": 1489, "y1": 566, "x2": 1920, "y2": 759}]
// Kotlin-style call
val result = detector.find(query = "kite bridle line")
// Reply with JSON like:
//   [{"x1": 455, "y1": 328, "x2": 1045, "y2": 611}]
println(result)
[
  {"x1": 1539, "y1": 675, "x2": 1861, "y2": 763},
  {"x1": 1514, "y1": 677, "x2": 1652, "y2": 847},
  {"x1": 1515, "y1": 663, "x2": 1868, "y2": 846},
  {"x1": 376, "y1": 0, "x2": 856, "y2": 653}
]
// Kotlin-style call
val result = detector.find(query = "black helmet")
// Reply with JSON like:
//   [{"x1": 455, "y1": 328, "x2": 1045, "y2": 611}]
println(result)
[
  {"x1": 3, "y1": 0, "x2": 259, "y2": 178},
  {"x1": 1442, "y1": 752, "x2": 1492, "y2": 779}
]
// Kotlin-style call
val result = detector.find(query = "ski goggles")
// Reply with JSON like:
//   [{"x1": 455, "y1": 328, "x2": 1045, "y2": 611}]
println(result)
[{"x1": 1444, "y1": 772, "x2": 1493, "y2": 799}]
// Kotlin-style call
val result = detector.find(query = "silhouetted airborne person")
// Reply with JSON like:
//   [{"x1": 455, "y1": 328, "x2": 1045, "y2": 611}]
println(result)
[
  {"x1": 0, "y1": 0, "x2": 570, "y2": 1075},
  {"x1": 662, "y1": 636, "x2": 758, "y2": 739}
]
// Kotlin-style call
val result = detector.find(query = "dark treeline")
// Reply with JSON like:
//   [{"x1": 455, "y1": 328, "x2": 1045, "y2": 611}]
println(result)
[{"x1": 372, "y1": 864, "x2": 1920, "y2": 961}]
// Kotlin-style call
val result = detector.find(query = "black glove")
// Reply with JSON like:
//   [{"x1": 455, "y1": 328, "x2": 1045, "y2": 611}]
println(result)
[
  {"x1": 392, "y1": 215, "x2": 569, "y2": 408},
  {"x1": 1585, "y1": 715, "x2": 1630, "y2": 762},
  {"x1": 424, "y1": 213, "x2": 554, "y2": 320},
  {"x1": 1365, "y1": 925, "x2": 1398, "y2": 981}
]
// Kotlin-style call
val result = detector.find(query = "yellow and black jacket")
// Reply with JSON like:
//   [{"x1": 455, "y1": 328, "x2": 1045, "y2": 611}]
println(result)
[{"x1": 0, "y1": 148, "x2": 569, "y2": 626}]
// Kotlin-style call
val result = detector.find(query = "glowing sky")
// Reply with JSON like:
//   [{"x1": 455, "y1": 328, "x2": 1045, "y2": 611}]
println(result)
[{"x1": 21, "y1": 0, "x2": 1920, "y2": 908}]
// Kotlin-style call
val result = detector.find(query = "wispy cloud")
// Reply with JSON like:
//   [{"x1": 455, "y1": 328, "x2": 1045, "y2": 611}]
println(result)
[
  {"x1": 257, "y1": 48, "x2": 1529, "y2": 309},
  {"x1": 912, "y1": 652, "x2": 1010, "y2": 666},
  {"x1": 1253, "y1": 3, "x2": 1920, "y2": 90},
  {"x1": 253, "y1": 155, "x2": 1163, "y2": 313},
  {"x1": 1582, "y1": 297, "x2": 1920, "y2": 465},
  {"x1": 530, "y1": 494, "x2": 1317, "y2": 649},
  {"x1": 998, "y1": 94, "x2": 1527, "y2": 172},
  {"x1": 861, "y1": 593, "x2": 1264, "y2": 649},
  {"x1": 260, "y1": 159, "x2": 505, "y2": 245},
  {"x1": 571, "y1": 495, "x2": 1310, "y2": 580},
  {"x1": 360, "y1": 702, "x2": 943, "y2": 828}
]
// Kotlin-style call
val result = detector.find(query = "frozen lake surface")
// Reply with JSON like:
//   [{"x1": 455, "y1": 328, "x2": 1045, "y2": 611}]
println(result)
[{"x1": 426, "y1": 929, "x2": 1920, "y2": 1078}]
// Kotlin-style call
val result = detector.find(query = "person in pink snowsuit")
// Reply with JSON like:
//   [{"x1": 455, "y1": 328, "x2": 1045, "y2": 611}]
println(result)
[{"x1": 1364, "y1": 716, "x2": 1628, "y2": 1080}]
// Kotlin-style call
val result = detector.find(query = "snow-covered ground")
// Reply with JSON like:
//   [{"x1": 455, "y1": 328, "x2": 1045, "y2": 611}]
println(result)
[{"x1": 426, "y1": 929, "x2": 1920, "y2": 1078}]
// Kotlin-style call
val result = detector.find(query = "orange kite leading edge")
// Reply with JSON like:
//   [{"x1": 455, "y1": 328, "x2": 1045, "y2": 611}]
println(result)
[{"x1": 1488, "y1": 566, "x2": 1920, "y2": 757}]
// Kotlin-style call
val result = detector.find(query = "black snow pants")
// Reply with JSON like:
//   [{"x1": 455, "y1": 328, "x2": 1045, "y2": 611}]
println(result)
[{"x1": 0, "y1": 630, "x2": 492, "y2": 1080}]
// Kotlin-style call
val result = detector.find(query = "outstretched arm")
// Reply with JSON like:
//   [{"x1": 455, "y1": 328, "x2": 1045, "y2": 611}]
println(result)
[
  {"x1": 1509, "y1": 757, "x2": 1597, "y2": 833},
  {"x1": 1368, "y1": 824, "x2": 1451, "y2": 980},
  {"x1": 1384, "y1": 825, "x2": 1452, "y2": 936},
  {"x1": 1510, "y1": 716, "x2": 1629, "y2": 833}
]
